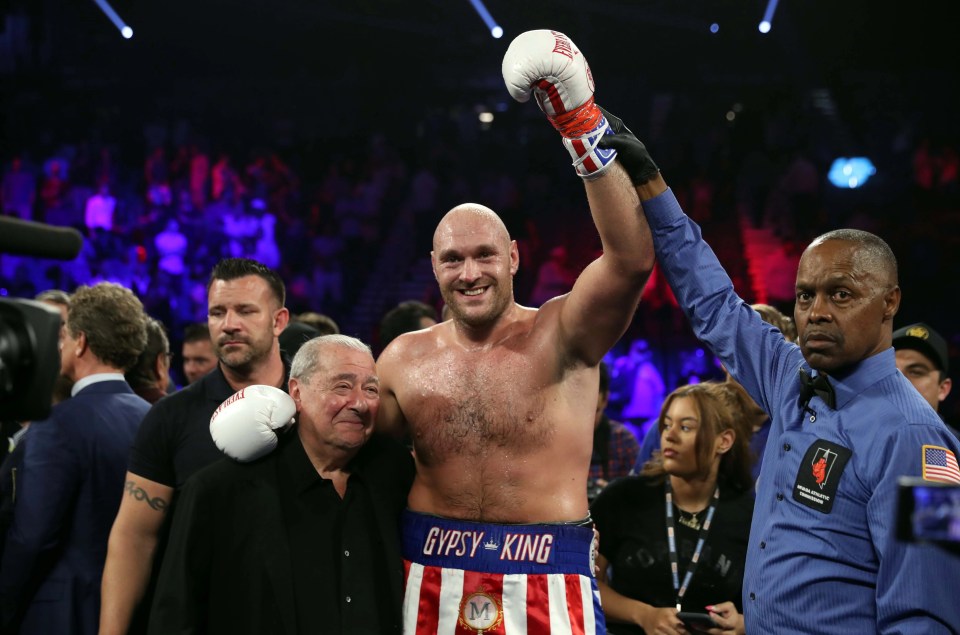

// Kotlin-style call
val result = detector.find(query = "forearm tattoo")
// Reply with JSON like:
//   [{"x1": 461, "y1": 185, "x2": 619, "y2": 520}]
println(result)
[{"x1": 124, "y1": 480, "x2": 168, "y2": 513}]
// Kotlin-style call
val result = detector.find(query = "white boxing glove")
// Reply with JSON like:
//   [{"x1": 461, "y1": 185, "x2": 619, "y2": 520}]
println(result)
[
  {"x1": 502, "y1": 29, "x2": 616, "y2": 179},
  {"x1": 209, "y1": 385, "x2": 296, "y2": 462}
]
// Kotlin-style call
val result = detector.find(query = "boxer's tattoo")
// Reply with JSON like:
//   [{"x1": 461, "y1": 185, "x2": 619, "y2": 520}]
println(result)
[{"x1": 124, "y1": 480, "x2": 168, "y2": 513}]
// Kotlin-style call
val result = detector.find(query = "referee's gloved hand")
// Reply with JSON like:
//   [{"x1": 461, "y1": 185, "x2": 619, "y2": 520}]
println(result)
[{"x1": 596, "y1": 107, "x2": 660, "y2": 186}]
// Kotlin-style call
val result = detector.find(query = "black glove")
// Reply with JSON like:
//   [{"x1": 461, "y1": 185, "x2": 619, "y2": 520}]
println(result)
[{"x1": 598, "y1": 106, "x2": 660, "y2": 186}]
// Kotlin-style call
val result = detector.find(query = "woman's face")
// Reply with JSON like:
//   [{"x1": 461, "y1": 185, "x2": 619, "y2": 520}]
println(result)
[{"x1": 660, "y1": 396, "x2": 702, "y2": 478}]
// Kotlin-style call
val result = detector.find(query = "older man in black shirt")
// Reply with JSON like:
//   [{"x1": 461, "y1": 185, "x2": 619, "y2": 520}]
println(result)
[{"x1": 148, "y1": 334, "x2": 415, "y2": 635}]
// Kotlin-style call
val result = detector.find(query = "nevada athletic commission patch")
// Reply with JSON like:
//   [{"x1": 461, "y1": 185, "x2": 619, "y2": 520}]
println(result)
[{"x1": 793, "y1": 439, "x2": 852, "y2": 513}]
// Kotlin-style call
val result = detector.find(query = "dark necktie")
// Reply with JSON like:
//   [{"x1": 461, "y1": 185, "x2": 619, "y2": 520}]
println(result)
[{"x1": 798, "y1": 368, "x2": 836, "y2": 410}]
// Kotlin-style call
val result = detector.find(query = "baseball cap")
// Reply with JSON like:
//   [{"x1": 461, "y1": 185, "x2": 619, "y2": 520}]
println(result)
[
  {"x1": 278, "y1": 321, "x2": 321, "y2": 359},
  {"x1": 892, "y1": 322, "x2": 949, "y2": 373}
]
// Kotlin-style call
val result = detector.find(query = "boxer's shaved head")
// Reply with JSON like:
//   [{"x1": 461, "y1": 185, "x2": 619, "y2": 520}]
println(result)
[{"x1": 433, "y1": 203, "x2": 511, "y2": 252}]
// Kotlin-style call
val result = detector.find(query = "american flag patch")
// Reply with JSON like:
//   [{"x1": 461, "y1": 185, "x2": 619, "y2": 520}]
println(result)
[{"x1": 922, "y1": 445, "x2": 960, "y2": 484}]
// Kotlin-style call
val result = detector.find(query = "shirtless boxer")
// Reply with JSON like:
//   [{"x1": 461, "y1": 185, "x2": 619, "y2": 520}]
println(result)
[{"x1": 376, "y1": 30, "x2": 660, "y2": 635}]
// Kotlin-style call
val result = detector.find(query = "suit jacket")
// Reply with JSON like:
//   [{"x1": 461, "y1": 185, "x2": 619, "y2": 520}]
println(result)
[
  {"x1": 149, "y1": 431, "x2": 415, "y2": 635},
  {"x1": 0, "y1": 380, "x2": 151, "y2": 635}
]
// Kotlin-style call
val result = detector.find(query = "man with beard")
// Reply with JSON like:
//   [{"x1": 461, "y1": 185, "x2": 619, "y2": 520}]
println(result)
[
  {"x1": 375, "y1": 30, "x2": 656, "y2": 634},
  {"x1": 99, "y1": 258, "x2": 290, "y2": 635}
]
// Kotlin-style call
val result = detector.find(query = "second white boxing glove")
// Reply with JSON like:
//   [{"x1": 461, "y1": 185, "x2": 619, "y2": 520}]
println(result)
[
  {"x1": 502, "y1": 29, "x2": 616, "y2": 179},
  {"x1": 209, "y1": 385, "x2": 297, "y2": 462}
]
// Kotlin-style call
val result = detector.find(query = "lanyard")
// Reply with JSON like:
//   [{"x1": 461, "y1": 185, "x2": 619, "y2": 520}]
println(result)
[{"x1": 664, "y1": 478, "x2": 719, "y2": 612}]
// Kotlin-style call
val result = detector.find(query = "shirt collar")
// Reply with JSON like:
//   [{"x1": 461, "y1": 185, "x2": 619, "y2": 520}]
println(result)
[
  {"x1": 280, "y1": 428, "x2": 367, "y2": 494},
  {"x1": 71, "y1": 372, "x2": 126, "y2": 396},
  {"x1": 280, "y1": 430, "x2": 325, "y2": 494},
  {"x1": 820, "y1": 347, "x2": 898, "y2": 410},
  {"x1": 208, "y1": 359, "x2": 292, "y2": 400}
]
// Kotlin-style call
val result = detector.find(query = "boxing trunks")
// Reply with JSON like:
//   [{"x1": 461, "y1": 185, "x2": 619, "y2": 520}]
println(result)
[{"x1": 401, "y1": 509, "x2": 605, "y2": 634}]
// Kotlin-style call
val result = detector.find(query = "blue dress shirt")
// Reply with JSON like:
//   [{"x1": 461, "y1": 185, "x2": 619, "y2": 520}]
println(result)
[{"x1": 642, "y1": 188, "x2": 960, "y2": 634}]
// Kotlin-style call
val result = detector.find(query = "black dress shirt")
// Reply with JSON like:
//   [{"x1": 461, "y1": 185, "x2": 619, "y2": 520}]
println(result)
[{"x1": 277, "y1": 433, "x2": 392, "y2": 635}]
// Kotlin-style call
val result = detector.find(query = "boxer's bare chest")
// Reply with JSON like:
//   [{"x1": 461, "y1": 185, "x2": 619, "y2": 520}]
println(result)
[{"x1": 400, "y1": 344, "x2": 558, "y2": 465}]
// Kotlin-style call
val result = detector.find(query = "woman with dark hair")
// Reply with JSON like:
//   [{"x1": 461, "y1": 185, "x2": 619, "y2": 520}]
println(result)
[{"x1": 591, "y1": 381, "x2": 755, "y2": 634}]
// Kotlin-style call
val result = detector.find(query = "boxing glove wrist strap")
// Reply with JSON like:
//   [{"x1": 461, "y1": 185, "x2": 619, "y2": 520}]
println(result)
[
  {"x1": 560, "y1": 113, "x2": 618, "y2": 179},
  {"x1": 545, "y1": 96, "x2": 603, "y2": 139}
]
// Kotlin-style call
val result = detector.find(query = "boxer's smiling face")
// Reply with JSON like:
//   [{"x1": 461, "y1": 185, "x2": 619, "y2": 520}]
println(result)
[{"x1": 432, "y1": 205, "x2": 518, "y2": 328}]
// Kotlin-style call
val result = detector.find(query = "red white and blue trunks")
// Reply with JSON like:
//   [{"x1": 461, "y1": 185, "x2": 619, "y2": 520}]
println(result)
[{"x1": 401, "y1": 509, "x2": 606, "y2": 634}]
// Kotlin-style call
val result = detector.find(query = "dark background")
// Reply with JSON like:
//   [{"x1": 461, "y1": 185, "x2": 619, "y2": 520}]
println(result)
[
  {"x1": 3, "y1": 0, "x2": 956, "y2": 147},
  {"x1": 2, "y1": 0, "x2": 959, "y2": 424}
]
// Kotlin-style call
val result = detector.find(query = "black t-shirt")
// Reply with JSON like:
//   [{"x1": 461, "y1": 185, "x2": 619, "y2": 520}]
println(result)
[
  {"x1": 590, "y1": 474, "x2": 754, "y2": 635},
  {"x1": 127, "y1": 365, "x2": 237, "y2": 488}
]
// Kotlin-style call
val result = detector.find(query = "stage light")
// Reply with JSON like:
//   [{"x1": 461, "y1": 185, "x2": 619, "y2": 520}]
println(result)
[
  {"x1": 478, "y1": 112, "x2": 494, "y2": 123},
  {"x1": 710, "y1": 23, "x2": 720, "y2": 34},
  {"x1": 758, "y1": 0, "x2": 779, "y2": 34},
  {"x1": 92, "y1": 0, "x2": 134, "y2": 40},
  {"x1": 828, "y1": 157, "x2": 876, "y2": 189},
  {"x1": 467, "y1": 0, "x2": 502, "y2": 40}
]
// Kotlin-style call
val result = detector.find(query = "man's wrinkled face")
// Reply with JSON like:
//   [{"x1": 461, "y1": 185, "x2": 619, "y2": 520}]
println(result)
[
  {"x1": 794, "y1": 240, "x2": 899, "y2": 373},
  {"x1": 291, "y1": 346, "x2": 380, "y2": 453}
]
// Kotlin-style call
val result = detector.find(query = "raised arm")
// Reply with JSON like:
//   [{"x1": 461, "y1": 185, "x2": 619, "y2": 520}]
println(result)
[
  {"x1": 502, "y1": 30, "x2": 656, "y2": 365},
  {"x1": 561, "y1": 163, "x2": 658, "y2": 364},
  {"x1": 99, "y1": 473, "x2": 172, "y2": 635},
  {"x1": 598, "y1": 116, "x2": 796, "y2": 413}
]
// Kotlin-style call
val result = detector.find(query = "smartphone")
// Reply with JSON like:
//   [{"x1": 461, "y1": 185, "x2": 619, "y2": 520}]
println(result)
[
  {"x1": 896, "y1": 476, "x2": 960, "y2": 544},
  {"x1": 677, "y1": 611, "x2": 718, "y2": 630}
]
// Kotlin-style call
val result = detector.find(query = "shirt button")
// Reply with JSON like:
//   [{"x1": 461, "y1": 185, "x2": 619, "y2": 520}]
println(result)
[
  {"x1": 760, "y1": 541, "x2": 766, "y2": 549},
  {"x1": 809, "y1": 415, "x2": 816, "y2": 423},
  {"x1": 776, "y1": 493, "x2": 784, "y2": 501},
  {"x1": 344, "y1": 550, "x2": 350, "y2": 557},
  {"x1": 345, "y1": 596, "x2": 351, "y2": 603},
  {"x1": 783, "y1": 443, "x2": 791, "y2": 451},
  {"x1": 750, "y1": 592, "x2": 756, "y2": 601}
]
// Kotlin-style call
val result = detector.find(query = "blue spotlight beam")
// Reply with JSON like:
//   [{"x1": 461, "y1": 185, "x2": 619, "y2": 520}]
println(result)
[
  {"x1": 91, "y1": 0, "x2": 133, "y2": 38},
  {"x1": 759, "y1": 0, "x2": 780, "y2": 33},
  {"x1": 468, "y1": 0, "x2": 503, "y2": 38}
]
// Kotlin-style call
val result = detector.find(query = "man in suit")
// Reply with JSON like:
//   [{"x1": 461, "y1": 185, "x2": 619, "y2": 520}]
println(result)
[
  {"x1": 148, "y1": 334, "x2": 415, "y2": 635},
  {"x1": 0, "y1": 282, "x2": 151, "y2": 635}
]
